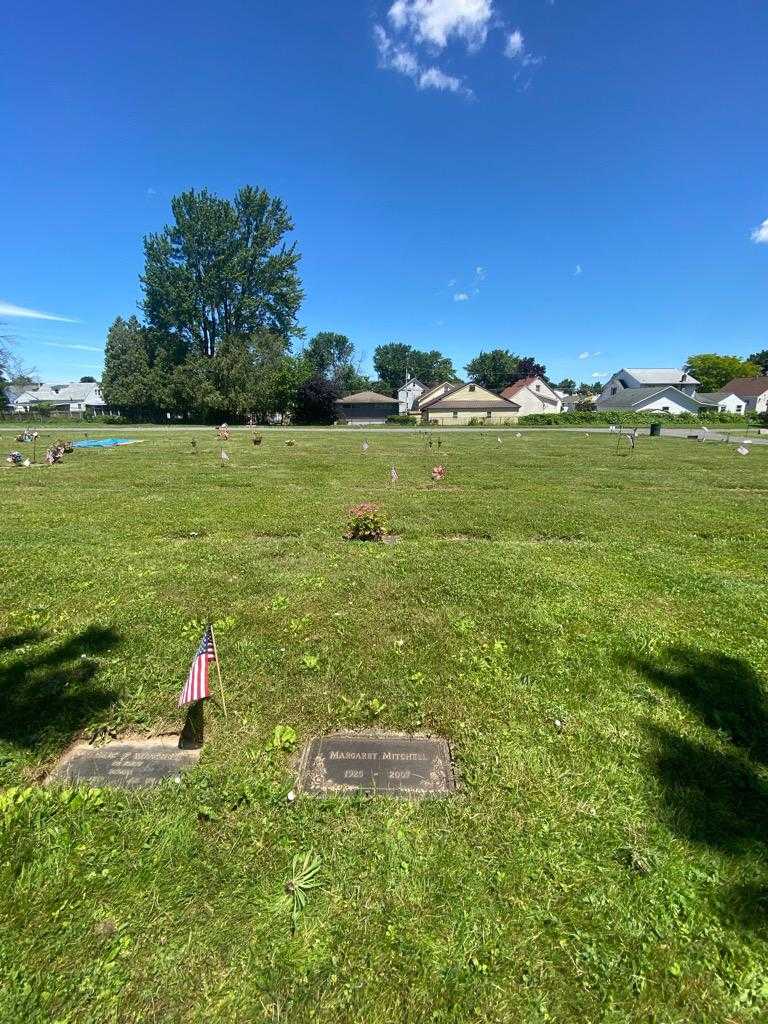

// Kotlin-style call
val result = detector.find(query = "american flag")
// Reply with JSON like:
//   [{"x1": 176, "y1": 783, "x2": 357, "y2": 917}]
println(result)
[
  {"x1": 391, "y1": 465, "x2": 399, "y2": 483},
  {"x1": 179, "y1": 625, "x2": 216, "y2": 706}
]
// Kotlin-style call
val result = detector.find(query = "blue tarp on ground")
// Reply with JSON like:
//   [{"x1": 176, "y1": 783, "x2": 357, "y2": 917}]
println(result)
[{"x1": 71, "y1": 438, "x2": 138, "y2": 448}]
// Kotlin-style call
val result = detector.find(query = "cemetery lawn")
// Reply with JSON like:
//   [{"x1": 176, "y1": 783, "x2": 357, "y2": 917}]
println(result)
[{"x1": 2, "y1": 427, "x2": 768, "y2": 1024}]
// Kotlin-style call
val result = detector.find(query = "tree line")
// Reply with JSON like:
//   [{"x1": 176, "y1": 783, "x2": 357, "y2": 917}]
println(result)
[{"x1": 93, "y1": 185, "x2": 767, "y2": 422}]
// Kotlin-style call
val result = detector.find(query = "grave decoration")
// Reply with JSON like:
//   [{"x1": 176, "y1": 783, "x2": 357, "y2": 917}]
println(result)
[
  {"x1": 344, "y1": 502, "x2": 388, "y2": 542},
  {"x1": 296, "y1": 731, "x2": 455, "y2": 798},
  {"x1": 217, "y1": 423, "x2": 230, "y2": 440},
  {"x1": 431, "y1": 464, "x2": 446, "y2": 482},
  {"x1": 252, "y1": 433, "x2": 263, "y2": 446},
  {"x1": 6, "y1": 451, "x2": 24, "y2": 466}
]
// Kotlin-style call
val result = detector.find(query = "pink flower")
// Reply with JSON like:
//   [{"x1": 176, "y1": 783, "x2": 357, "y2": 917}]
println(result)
[{"x1": 431, "y1": 465, "x2": 446, "y2": 481}]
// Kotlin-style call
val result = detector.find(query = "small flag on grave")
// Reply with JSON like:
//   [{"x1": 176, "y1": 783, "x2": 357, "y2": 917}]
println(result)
[
  {"x1": 361, "y1": 441, "x2": 369, "y2": 454},
  {"x1": 220, "y1": 449, "x2": 230, "y2": 462},
  {"x1": 391, "y1": 465, "x2": 399, "y2": 483},
  {"x1": 497, "y1": 436, "x2": 502, "y2": 445},
  {"x1": 179, "y1": 625, "x2": 216, "y2": 706}
]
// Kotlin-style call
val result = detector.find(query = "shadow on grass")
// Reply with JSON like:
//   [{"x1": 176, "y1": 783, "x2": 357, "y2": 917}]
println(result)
[
  {"x1": 630, "y1": 647, "x2": 768, "y2": 764},
  {"x1": 0, "y1": 625, "x2": 120, "y2": 750},
  {"x1": 631, "y1": 646, "x2": 768, "y2": 935}
]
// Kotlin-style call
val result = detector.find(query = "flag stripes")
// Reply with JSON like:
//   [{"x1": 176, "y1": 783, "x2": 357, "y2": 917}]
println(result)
[{"x1": 179, "y1": 625, "x2": 216, "y2": 706}]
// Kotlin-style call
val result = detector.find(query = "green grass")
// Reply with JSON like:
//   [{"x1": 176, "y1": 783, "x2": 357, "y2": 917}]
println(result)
[{"x1": 1, "y1": 428, "x2": 767, "y2": 1023}]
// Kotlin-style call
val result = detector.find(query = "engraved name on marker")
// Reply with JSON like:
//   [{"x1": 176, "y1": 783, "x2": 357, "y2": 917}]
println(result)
[{"x1": 297, "y1": 732, "x2": 455, "y2": 797}]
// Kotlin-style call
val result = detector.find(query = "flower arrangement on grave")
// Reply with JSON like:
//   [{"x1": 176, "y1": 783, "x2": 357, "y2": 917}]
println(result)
[
  {"x1": 45, "y1": 443, "x2": 66, "y2": 465},
  {"x1": 52, "y1": 438, "x2": 74, "y2": 454},
  {"x1": 344, "y1": 502, "x2": 388, "y2": 542},
  {"x1": 252, "y1": 433, "x2": 263, "y2": 446},
  {"x1": 7, "y1": 451, "x2": 23, "y2": 465},
  {"x1": 217, "y1": 423, "x2": 230, "y2": 440},
  {"x1": 285, "y1": 439, "x2": 295, "y2": 447},
  {"x1": 431, "y1": 464, "x2": 446, "y2": 482}
]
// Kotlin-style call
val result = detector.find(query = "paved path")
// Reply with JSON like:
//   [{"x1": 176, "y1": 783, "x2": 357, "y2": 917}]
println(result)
[{"x1": 2, "y1": 424, "x2": 767, "y2": 443}]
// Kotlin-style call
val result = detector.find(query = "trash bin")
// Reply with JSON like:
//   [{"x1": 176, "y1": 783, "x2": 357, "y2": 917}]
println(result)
[{"x1": 649, "y1": 423, "x2": 662, "y2": 437}]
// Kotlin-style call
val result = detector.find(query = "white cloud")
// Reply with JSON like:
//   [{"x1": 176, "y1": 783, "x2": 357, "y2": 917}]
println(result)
[
  {"x1": 578, "y1": 351, "x2": 589, "y2": 359},
  {"x1": 0, "y1": 300, "x2": 79, "y2": 323},
  {"x1": 475, "y1": 265, "x2": 486, "y2": 280},
  {"x1": 374, "y1": 25, "x2": 472, "y2": 96},
  {"x1": 591, "y1": 372, "x2": 608, "y2": 379},
  {"x1": 454, "y1": 292, "x2": 470, "y2": 301},
  {"x1": 751, "y1": 218, "x2": 768, "y2": 244},
  {"x1": 574, "y1": 263, "x2": 582, "y2": 276},
  {"x1": 419, "y1": 66, "x2": 464, "y2": 92},
  {"x1": 504, "y1": 29, "x2": 524, "y2": 58},
  {"x1": 44, "y1": 342, "x2": 102, "y2": 352},
  {"x1": 388, "y1": 0, "x2": 493, "y2": 51},
  {"x1": 146, "y1": 187, "x2": 157, "y2": 197}
]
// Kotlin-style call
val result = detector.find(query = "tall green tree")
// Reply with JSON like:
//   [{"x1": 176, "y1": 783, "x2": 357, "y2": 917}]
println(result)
[
  {"x1": 556, "y1": 378, "x2": 576, "y2": 392},
  {"x1": 141, "y1": 186, "x2": 303, "y2": 358},
  {"x1": 464, "y1": 349, "x2": 546, "y2": 392},
  {"x1": 684, "y1": 353, "x2": 761, "y2": 392},
  {"x1": 373, "y1": 343, "x2": 456, "y2": 392},
  {"x1": 748, "y1": 349, "x2": 768, "y2": 374},
  {"x1": 101, "y1": 316, "x2": 154, "y2": 414}
]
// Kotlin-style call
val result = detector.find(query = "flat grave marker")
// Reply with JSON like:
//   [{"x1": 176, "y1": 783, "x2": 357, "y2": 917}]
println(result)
[
  {"x1": 296, "y1": 731, "x2": 455, "y2": 798},
  {"x1": 47, "y1": 736, "x2": 201, "y2": 790}
]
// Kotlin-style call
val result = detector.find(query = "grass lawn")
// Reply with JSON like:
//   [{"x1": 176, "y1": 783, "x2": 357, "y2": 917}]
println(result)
[{"x1": 1, "y1": 428, "x2": 767, "y2": 1023}]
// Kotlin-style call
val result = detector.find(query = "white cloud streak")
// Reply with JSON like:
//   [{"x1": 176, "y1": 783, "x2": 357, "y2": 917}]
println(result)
[
  {"x1": 574, "y1": 263, "x2": 582, "y2": 276},
  {"x1": 751, "y1": 218, "x2": 768, "y2": 244},
  {"x1": 0, "y1": 300, "x2": 79, "y2": 323},
  {"x1": 374, "y1": 25, "x2": 472, "y2": 96},
  {"x1": 43, "y1": 342, "x2": 102, "y2": 352},
  {"x1": 454, "y1": 292, "x2": 470, "y2": 301}
]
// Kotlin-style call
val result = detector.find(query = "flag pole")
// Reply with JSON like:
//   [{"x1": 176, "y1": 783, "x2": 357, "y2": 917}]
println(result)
[{"x1": 209, "y1": 624, "x2": 228, "y2": 720}]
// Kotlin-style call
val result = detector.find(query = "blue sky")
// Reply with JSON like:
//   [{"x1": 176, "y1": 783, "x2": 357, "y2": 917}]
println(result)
[{"x1": 1, "y1": 0, "x2": 766, "y2": 387}]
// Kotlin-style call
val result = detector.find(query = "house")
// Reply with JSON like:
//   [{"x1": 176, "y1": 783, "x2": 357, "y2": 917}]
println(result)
[
  {"x1": 597, "y1": 368, "x2": 700, "y2": 409},
  {"x1": 595, "y1": 385, "x2": 706, "y2": 415},
  {"x1": 397, "y1": 376, "x2": 426, "y2": 415},
  {"x1": 419, "y1": 381, "x2": 520, "y2": 425},
  {"x1": 335, "y1": 390, "x2": 399, "y2": 425},
  {"x1": 501, "y1": 376, "x2": 562, "y2": 415},
  {"x1": 555, "y1": 391, "x2": 595, "y2": 411},
  {"x1": 414, "y1": 380, "x2": 463, "y2": 411},
  {"x1": 719, "y1": 377, "x2": 768, "y2": 415},
  {"x1": 695, "y1": 391, "x2": 746, "y2": 415},
  {"x1": 9, "y1": 381, "x2": 107, "y2": 416}
]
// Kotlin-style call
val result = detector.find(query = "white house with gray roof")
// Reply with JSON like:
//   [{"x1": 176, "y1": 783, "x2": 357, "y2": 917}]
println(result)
[
  {"x1": 10, "y1": 382, "x2": 106, "y2": 415},
  {"x1": 597, "y1": 368, "x2": 700, "y2": 414}
]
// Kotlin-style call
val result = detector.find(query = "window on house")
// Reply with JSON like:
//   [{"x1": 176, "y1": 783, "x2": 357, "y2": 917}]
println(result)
[
  {"x1": 535, "y1": 384, "x2": 540, "y2": 392},
  {"x1": 468, "y1": 384, "x2": 475, "y2": 392},
  {"x1": 486, "y1": 410, "x2": 492, "y2": 418},
  {"x1": 453, "y1": 411, "x2": 458, "y2": 418},
  {"x1": 662, "y1": 405, "x2": 670, "y2": 412},
  {"x1": 611, "y1": 387, "x2": 617, "y2": 396},
  {"x1": 736, "y1": 405, "x2": 743, "y2": 413}
]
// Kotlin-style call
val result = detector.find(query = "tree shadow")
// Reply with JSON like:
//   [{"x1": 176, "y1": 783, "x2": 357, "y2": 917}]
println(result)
[
  {"x1": 629, "y1": 647, "x2": 768, "y2": 764},
  {"x1": 630, "y1": 646, "x2": 768, "y2": 935},
  {"x1": 0, "y1": 628, "x2": 45, "y2": 654},
  {"x1": 0, "y1": 625, "x2": 120, "y2": 751}
]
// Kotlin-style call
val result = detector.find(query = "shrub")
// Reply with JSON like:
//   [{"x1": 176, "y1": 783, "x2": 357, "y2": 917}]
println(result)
[
  {"x1": 519, "y1": 410, "x2": 758, "y2": 427},
  {"x1": 386, "y1": 414, "x2": 418, "y2": 425},
  {"x1": 344, "y1": 502, "x2": 388, "y2": 541}
]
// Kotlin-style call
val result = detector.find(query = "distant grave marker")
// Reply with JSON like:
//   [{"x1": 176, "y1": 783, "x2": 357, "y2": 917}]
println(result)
[
  {"x1": 296, "y1": 731, "x2": 455, "y2": 797},
  {"x1": 48, "y1": 736, "x2": 201, "y2": 790}
]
